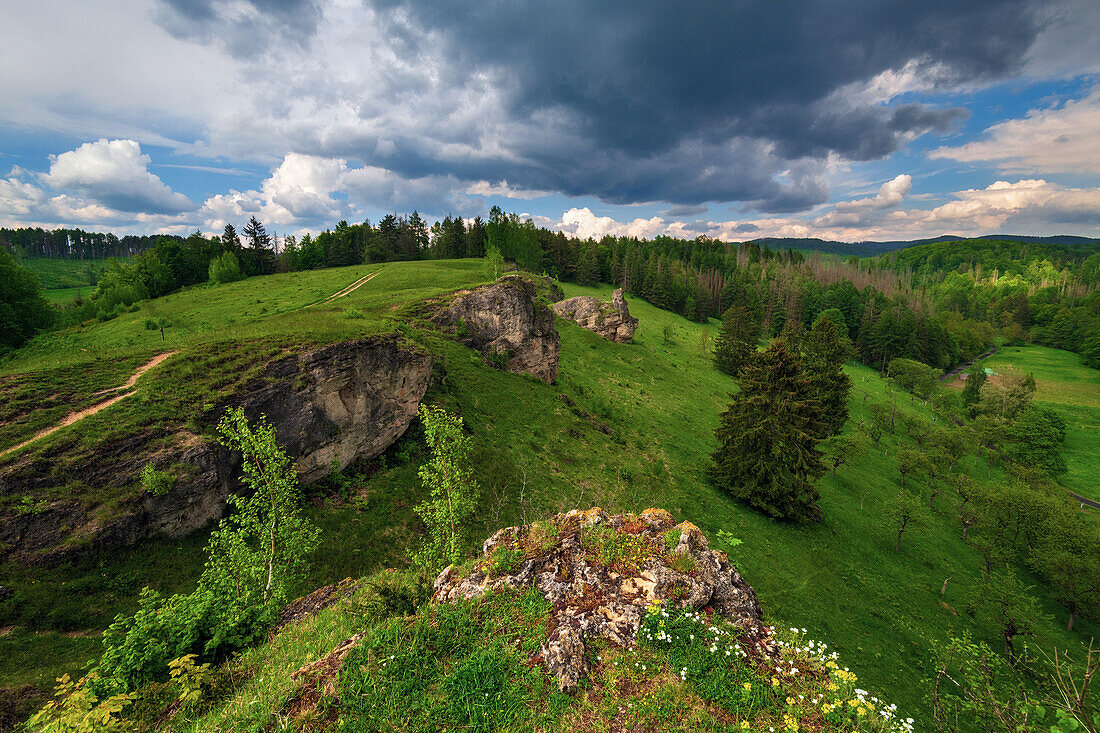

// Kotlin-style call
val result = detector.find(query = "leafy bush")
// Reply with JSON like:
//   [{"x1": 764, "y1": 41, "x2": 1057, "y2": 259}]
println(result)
[
  {"x1": 207, "y1": 251, "x2": 243, "y2": 285},
  {"x1": 91, "y1": 409, "x2": 319, "y2": 693},
  {"x1": 139, "y1": 464, "x2": 174, "y2": 497},
  {"x1": 24, "y1": 673, "x2": 134, "y2": 733}
]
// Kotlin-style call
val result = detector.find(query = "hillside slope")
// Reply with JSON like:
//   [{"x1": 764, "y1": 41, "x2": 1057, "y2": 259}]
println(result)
[{"x1": 1, "y1": 262, "x2": 1097, "y2": 728}]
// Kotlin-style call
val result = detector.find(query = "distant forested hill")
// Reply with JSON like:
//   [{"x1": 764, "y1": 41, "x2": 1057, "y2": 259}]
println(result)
[
  {"x1": 873, "y1": 238, "x2": 1100, "y2": 276},
  {"x1": 750, "y1": 234, "x2": 1100, "y2": 258}
]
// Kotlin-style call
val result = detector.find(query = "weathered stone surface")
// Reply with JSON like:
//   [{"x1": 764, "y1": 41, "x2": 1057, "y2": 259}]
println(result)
[
  {"x1": 551, "y1": 288, "x2": 638, "y2": 343},
  {"x1": 0, "y1": 337, "x2": 432, "y2": 564},
  {"x1": 434, "y1": 508, "x2": 771, "y2": 692},
  {"x1": 435, "y1": 275, "x2": 560, "y2": 383}
]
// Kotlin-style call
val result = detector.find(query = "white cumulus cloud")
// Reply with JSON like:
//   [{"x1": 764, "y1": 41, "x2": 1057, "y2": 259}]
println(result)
[
  {"x1": 44, "y1": 139, "x2": 195, "y2": 214},
  {"x1": 930, "y1": 86, "x2": 1100, "y2": 174}
]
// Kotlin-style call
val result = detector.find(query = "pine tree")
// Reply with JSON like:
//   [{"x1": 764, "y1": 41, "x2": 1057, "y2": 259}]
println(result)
[
  {"x1": 712, "y1": 304, "x2": 761, "y2": 376},
  {"x1": 708, "y1": 340, "x2": 826, "y2": 521},
  {"x1": 796, "y1": 316, "x2": 853, "y2": 436},
  {"x1": 221, "y1": 223, "x2": 241, "y2": 253},
  {"x1": 242, "y1": 216, "x2": 270, "y2": 250}
]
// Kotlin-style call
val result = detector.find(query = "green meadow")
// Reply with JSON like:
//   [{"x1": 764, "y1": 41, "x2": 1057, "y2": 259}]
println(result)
[
  {"x1": 950, "y1": 344, "x2": 1100, "y2": 503},
  {"x1": 1, "y1": 262, "x2": 1098, "y2": 726}
]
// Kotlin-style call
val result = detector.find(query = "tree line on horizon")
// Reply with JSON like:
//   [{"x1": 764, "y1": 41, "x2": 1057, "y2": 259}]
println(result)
[{"x1": 2, "y1": 210, "x2": 1099, "y2": 373}]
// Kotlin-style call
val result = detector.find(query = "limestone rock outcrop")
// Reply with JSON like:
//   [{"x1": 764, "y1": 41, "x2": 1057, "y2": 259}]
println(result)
[
  {"x1": 0, "y1": 337, "x2": 432, "y2": 564},
  {"x1": 435, "y1": 275, "x2": 560, "y2": 383},
  {"x1": 551, "y1": 288, "x2": 638, "y2": 343},
  {"x1": 434, "y1": 508, "x2": 772, "y2": 691}
]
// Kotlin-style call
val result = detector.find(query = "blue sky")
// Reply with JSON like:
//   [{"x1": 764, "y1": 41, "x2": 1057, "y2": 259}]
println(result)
[{"x1": 1, "y1": 0, "x2": 1099, "y2": 242}]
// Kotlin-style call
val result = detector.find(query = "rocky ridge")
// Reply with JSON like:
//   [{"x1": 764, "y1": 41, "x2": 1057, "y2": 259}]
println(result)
[
  {"x1": 551, "y1": 288, "x2": 638, "y2": 343},
  {"x1": 434, "y1": 507, "x2": 772, "y2": 691},
  {"x1": 434, "y1": 275, "x2": 560, "y2": 383},
  {"x1": 0, "y1": 337, "x2": 432, "y2": 564}
]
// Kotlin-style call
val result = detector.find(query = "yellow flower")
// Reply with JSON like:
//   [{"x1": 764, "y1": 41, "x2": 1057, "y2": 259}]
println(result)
[
  {"x1": 742, "y1": 682, "x2": 752, "y2": 690},
  {"x1": 786, "y1": 697, "x2": 796, "y2": 706},
  {"x1": 771, "y1": 677, "x2": 780, "y2": 687},
  {"x1": 741, "y1": 723, "x2": 750, "y2": 730}
]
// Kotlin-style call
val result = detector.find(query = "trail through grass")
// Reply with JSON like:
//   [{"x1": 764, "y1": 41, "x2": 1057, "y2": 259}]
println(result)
[{"x1": 2, "y1": 264, "x2": 1097, "y2": 727}]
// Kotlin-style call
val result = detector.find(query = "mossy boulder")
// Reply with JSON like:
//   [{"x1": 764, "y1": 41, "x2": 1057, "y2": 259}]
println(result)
[{"x1": 434, "y1": 508, "x2": 770, "y2": 691}]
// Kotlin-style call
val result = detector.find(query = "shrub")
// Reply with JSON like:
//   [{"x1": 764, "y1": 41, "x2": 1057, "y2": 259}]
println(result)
[
  {"x1": 208, "y1": 251, "x2": 243, "y2": 285},
  {"x1": 92, "y1": 409, "x2": 319, "y2": 692},
  {"x1": 140, "y1": 464, "x2": 174, "y2": 497},
  {"x1": 24, "y1": 673, "x2": 134, "y2": 733}
]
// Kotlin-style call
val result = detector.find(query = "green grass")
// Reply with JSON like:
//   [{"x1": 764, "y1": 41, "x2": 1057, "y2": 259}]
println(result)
[
  {"x1": 19, "y1": 258, "x2": 124, "y2": 290},
  {"x1": 42, "y1": 286, "x2": 94, "y2": 305},
  {"x1": 958, "y1": 344, "x2": 1100, "y2": 502},
  {"x1": 2, "y1": 263, "x2": 1098, "y2": 729}
]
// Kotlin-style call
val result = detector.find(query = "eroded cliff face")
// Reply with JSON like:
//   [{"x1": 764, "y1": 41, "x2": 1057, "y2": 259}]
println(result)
[
  {"x1": 0, "y1": 337, "x2": 432, "y2": 564},
  {"x1": 435, "y1": 275, "x2": 560, "y2": 383},
  {"x1": 551, "y1": 288, "x2": 638, "y2": 343}
]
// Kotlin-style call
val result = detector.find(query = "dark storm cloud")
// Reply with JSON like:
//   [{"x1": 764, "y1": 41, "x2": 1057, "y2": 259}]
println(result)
[
  {"x1": 664, "y1": 204, "x2": 709, "y2": 218},
  {"x1": 363, "y1": 0, "x2": 1037, "y2": 210},
  {"x1": 159, "y1": 0, "x2": 1047, "y2": 211},
  {"x1": 155, "y1": 0, "x2": 322, "y2": 56}
]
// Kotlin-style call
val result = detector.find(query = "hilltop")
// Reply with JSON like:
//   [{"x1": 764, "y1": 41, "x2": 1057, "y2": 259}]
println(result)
[{"x1": 1, "y1": 259, "x2": 1098, "y2": 730}]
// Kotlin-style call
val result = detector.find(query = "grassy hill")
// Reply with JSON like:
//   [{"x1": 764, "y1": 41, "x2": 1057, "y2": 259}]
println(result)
[
  {"x1": 2, "y1": 261, "x2": 1098, "y2": 728},
  {"x1": 16, "y1": 258, "x2": 124, "y2": 290},
  {"x1": 945, "y1": 344, "x2": 1100, "y2": 503}
]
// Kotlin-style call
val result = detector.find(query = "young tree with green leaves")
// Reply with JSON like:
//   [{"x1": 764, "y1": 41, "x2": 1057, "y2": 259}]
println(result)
[
  {"x1": 206, "y1": 408, "x2": 320, "y2": 607},
  {"x1": 1035, "y1": 549, "x2": 1100, "y2": 631},
  {"x1": 93, "y1": 409, "x2": 319, "y2": 692},
  {"x1": 821, "y1": 433, "x2": 868, "y2": 477},
  {"x1": 973, "y1": 570, "x2": 1049, "y2": 657},
  {"x1": 886, "y1": 489, "x2": 923, "y2": 552},
  {"x1": 961, "y1": 367, "x2": 987, "y2": 411},
  {"x1": 1004, "y1": 406, "x2": 1067, "y2": 476},
  {"x1": 485, "y1": 245, "x2": 505, "y2": 280},
  {"x1": 712, "y1": 303, "x2": 762, "y2": 376},
  {"x1": 413, "y1": 405, "x2": 480, "y2": 572},
  {"x1": 894, "y1": 447, "x2": 930, "y2": 489},
  {"x1": 708, "y1": 340, "x2": 826, "y2": 521}
]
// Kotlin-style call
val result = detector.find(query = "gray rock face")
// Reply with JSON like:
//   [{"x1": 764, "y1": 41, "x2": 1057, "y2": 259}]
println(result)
[
  {"x1": 551, "y1": 288, "x2": 638, "y2": 343},
  {"x1": 434, "y1": 508, "x2": 771, "y2": 692},
  {"x1": 0, "y1": 337, "x2": 432, "y2": 564},
  {"x1": 436, "y1": 275, "x2": 560, "y2": 383}
]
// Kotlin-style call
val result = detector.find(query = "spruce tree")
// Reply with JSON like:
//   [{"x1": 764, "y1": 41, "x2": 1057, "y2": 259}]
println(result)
[
  {"x1": 713, "y1": 303, "x2": 761, "y2": 376},
  {"x1": 796, "y1": 316, "x2": 853, "y2": 436},
  {"x1": 708, "y1": 340, "x2": 826, "y2": 521}
]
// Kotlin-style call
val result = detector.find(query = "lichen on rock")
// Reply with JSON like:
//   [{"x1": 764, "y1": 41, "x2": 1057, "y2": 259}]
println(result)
[
  {"x1": 434, "y1": 507, "x2": 771, "y2": 691},
  {"x1": 551, "y1": 288, "x2": 638, "y2": 343}
]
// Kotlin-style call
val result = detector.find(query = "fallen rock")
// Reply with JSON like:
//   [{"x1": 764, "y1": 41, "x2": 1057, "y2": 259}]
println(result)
[
  {"x1": 434, "y1": 508, "x2": 771, "y2": 691},
  {"x1": 0, "y1": 337, "x2": 432, "y2": 564},
  {"x1": 552, "y1": 288, "x2": 638, "y2": 343},
  {"x1": 435, "y1": 275, "x2": 560, "y2": 383}
]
